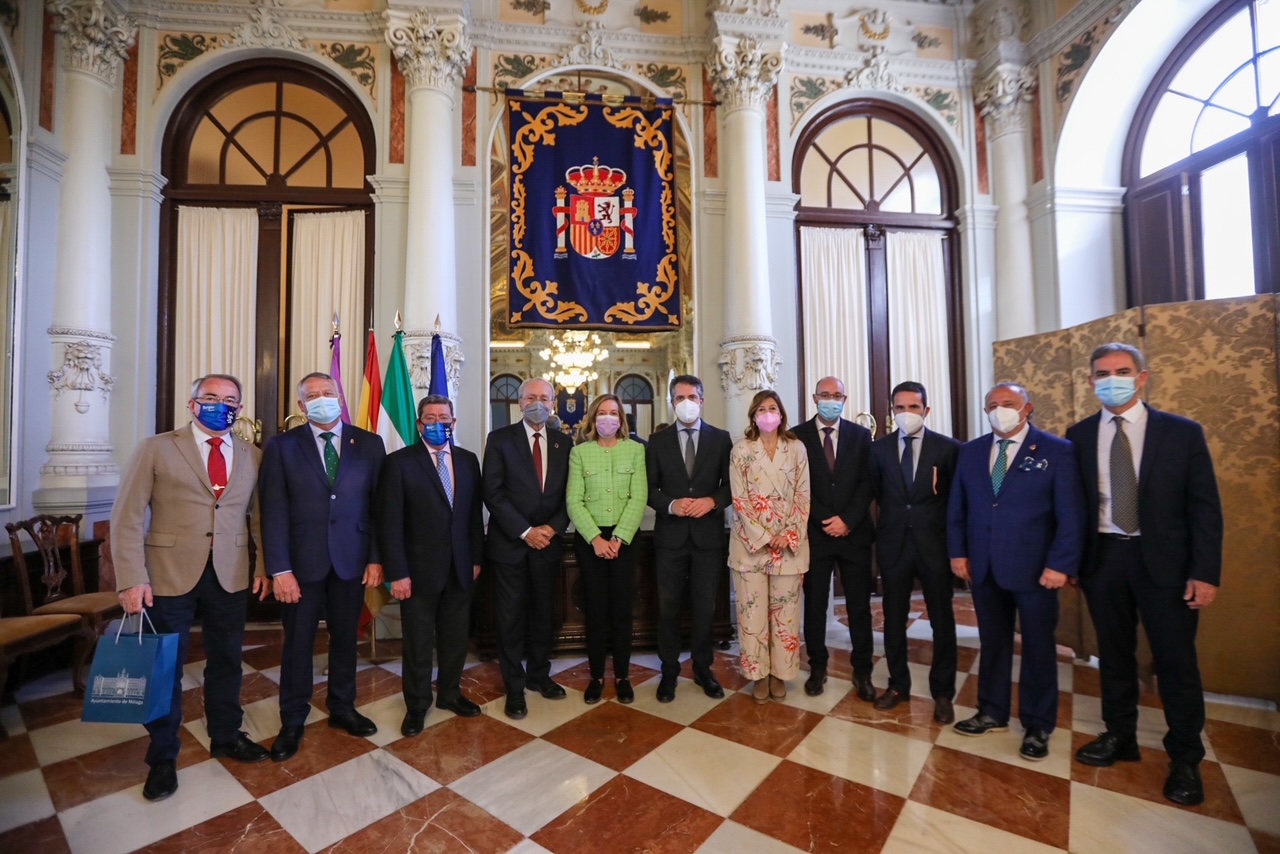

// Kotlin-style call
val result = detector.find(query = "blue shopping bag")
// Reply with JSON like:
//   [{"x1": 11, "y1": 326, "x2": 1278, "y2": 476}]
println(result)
[{"x1": 81, "y1": 611, "x2": 179, "y2": 724}]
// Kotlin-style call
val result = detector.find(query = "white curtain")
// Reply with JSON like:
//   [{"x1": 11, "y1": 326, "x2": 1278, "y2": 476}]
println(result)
[
  {"x1": 886, "y1": 230, "x2": 953, "y2": 435},
  {"x1": 288, "y1": 210, "x2": 365, "y2": 415},
  {"x1": 174, "y1": 206, "x2": 259, "y2": 427},
  {"x1": 800, "y1": 226, "x2": 871, "y2": 416}
]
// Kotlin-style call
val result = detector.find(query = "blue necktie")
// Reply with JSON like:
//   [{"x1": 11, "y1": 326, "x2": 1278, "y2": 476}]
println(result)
[
  {"x1": 992, "y1": 439, "x2": 1011, "y2": 495},
  {"x1": 436, "y1": 450, "x2": 453, "y2": 507},
  {"x1": 901, "y1": 436, "x2": 915, "y2": 491}
]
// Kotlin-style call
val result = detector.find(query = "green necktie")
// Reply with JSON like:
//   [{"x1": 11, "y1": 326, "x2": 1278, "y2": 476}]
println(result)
[
  {"x1": 991, "y1": 438, "x2": 1011, "y2": 495},
  {"x1": 321, "y1": 431, "x2": 339, "y2": 487}
]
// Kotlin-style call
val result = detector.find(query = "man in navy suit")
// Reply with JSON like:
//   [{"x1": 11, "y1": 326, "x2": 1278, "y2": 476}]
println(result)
[
  {"x1": 377, "y1": 394, "x2": 485, "y2": 737},
  {"x1": 1067, "y1": 343, "x2": 1222, "y2": 806},
  {"x1": 868, "y1": 381, "x2": 961, "y2": 723},
  {"x1": 483, "y1": 378, "x2": 572, "y2": 719},
  {"x1": 948, "y1": 382, "x2": 1084, "y2": 761},
  {"x1": 792, "y1": 376, "x2": 876, "y2": 700},
  {"x1": 259, "y1": 373, "x2": 385, "y2": 761}
]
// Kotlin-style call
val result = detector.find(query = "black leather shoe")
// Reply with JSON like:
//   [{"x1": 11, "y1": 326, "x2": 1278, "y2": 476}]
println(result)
[
  {"x1": 953, "y1": 713, "x2": 1009, "y2": 737},
  {"x1": 270, "y1": 726, "x2": 304, "y2": 762},
  {"x1": 693, "y1": 671, "x2": 724, "y2": 699},
  {"x1": 656, "y1": 675, "x2": 677, "y2": 703},
  {"x1": 210, "y1": 732, "x2": 269, "y2": 763},
  {"x1": 142, "y1": 761, "x2": 178, "y2": 801},
  {"x1": 584, "y1": 679, "x2": 604, "y2": 704},
  {"x1": 1075, "y1": 732, "x2": 1141, "y2": 767},
  {"x1": 804, "y1": 667, "x2": 827, "y2": 696},
  {"x1": 1020, "y1": 728, "x2": 1050, "y2": 761},
  {"x1": 933, "y1": 697, "x2": 955, "y2": 725},
  {"x1": 1164, "y1": 761, "x2": 1205, "y2": 806},
  {"x1": 437, "y1": 696, "x2": 482, "y2": 717},
  {"x1": 874, "y1": 688, "x2": 909, "y2": 711},
  {"x1": 615, "y1": 678, "x2": 634, "y2": 704},
  {"x1": 504, "y1": 695, "x2": 528, "y2": 720},
  {"x1": 853, "y1": 674, "x2": 877, "y2": 703},
  {"x1": 530, "y1": 679, "x2": 567, "y2": 700},
  {"x1": 328, "y1": 711, "x2": 378, "y2": 737},
  {"x1": 401, "y1": 709, "x2": 427, "y2": 737}
]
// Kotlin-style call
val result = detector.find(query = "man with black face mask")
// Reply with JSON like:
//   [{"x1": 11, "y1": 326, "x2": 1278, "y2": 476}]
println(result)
[{"x1": 482, "y1": 378, "x2": 572, "y2": 719}]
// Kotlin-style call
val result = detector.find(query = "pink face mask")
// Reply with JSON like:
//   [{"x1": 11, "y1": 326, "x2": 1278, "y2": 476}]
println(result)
[
  {"x1": 755, "y1": 411, "x2": 782, "y2": 434},
  {"x1": 595, "y1": 414, "x2": 621, "y2": 438}
]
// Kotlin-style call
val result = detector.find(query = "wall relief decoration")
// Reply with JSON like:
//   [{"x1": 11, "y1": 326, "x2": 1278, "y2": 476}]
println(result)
[{"x1": 48, "y1": 339, "x2": 115, "y2": 414}]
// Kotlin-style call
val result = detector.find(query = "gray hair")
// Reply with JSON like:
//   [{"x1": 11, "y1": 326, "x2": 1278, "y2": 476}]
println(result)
[
  {"x1": 190, "y1": 374, "x2": 243, "y2": 401},
  {"x1": 1089, "y1": 342, "x2": 1146, "y2": 373},
  {"x1": 518, "y1": 377, "x2": 554, "y2": 400},
  {"x1": 417, "y1": 394, "x2": 454, "y2": 418},
  {"x1": 986, "y1": 382, "x2": 1031, "y2": 406},
  {"x1": 296, "y1": 372, "x2": 337, "y2": 401}
]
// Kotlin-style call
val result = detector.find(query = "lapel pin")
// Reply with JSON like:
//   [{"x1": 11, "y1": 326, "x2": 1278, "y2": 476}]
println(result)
[{"x1": 1029, "y1": 444, "x2": 1037, "y2": 451}]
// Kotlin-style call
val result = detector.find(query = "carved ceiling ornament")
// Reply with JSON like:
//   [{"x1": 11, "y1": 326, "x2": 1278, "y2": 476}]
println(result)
[
  {"x1": 555, "y1": 21, "x2": 626, "y2": 71},
  {"x1": 975, "y1": 62, "x2": 1037, "y2": 138},
  {"x1": 385, "y1": 10, "x2": 473, "y2": 93},
  {"x1": 47, "y1": 0, "x2": 137, "y2": 86},
  {"x1": 227, "y1": 1, "x2": 307, "y2": 51},
  {"x1": 718, "y1": 335, "x2": 782, "y2": 399},
  {"x1": 708, "y1": 35, "x2": 784, "y2": 111},
  {"x1": 711, "y1": 0, "x2": 782, "y2": 17},
  {"x1": 844, "y1": 46, "x2": 903, "y2": 93}
]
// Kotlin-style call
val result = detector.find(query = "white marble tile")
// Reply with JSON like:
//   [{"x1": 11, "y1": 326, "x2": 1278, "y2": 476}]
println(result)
[
  {"x1": 12, "y1": 669, "x2": 75, "y2": 703},
  {"x1": 1206, "y1": 699, "x2": 1280, "y2": 731},
  {"x1": 449, "y1": 739, "x2": 614, "y2": 836},
  {"x1": 883, "y1": 801, "x2": 1066, "y2": 853},
  {"x1": 624, "y1": 727, "x2": 781, "y2": 817},
  {"x1": 59, "y1": 759, "x2": 254, "y2": 854},
  {"x1": 627, "y1": 652, "x2": 665, "y2": 673},
  {"x1": 1067, "y1": 781, "x2": 1256, "y2": 854},
  {"x1": 968, "y1": 653, "x2": 1074, "y2": 691},
  {"x1": 482, "y1": 689, "x2": 593, "y2": 738},
  {"x1": 377, "y1": 659, "x2": 403, "y2": 678},
  {"x1": 503, "y1": 840, "x2": 554, "y2": 854},
  {"x1": 623, "y1": 677, "x2": 727, "y2": 727},
  {"x1": 182, "y1": 695, "x2": 322, "y2": 752},
  {"x1": 868, "y1": 659, "x2": 971, "y2": 701},
  {"x1": 934, "y1": 717, "x2": 1072, "y2": 779},
  {"x1": 1221, "y1": 762, "x2": 1280, "y2": 836},
  {"x1": 1, "y1": 703, "x2": 26, "y2": 737},
  {"x1": 547, "y1": 657, "x2": 582, "y2": 676},
  {"x1": 696, "y1": 819, "x2": 806, "y2": 853},
  {"x1": 1071, "y1": 694, "x2": 1217, "y2": 762},
  {"x1": 788, "y1": 716, "x2": 933, "y2": 798},
  {"x1": 28, "y1": 717, "x2": 147, "y2": 766},
  {"x1": 180, "y1": 659, "x2": 205, "y2": 692},
  {"x1": 260, "y1": 749, "x2": 439, "y2": 853},
  {"x1": 773, "y1": 675, "x2": 852, "y2": 715},
  {"x1": 0, "y1": 768, "x2": 54, "y2": 833},
  {"x1": 356, "y1": 693, "x2": 456, "y2": 748}
]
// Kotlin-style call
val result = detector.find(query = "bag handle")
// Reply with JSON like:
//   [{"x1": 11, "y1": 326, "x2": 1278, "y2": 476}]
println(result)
[{"x1": 114, "y1": 608, "x2": 158, "y2": 644}]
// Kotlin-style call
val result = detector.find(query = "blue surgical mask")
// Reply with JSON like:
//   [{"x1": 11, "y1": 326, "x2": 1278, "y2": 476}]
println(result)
[
  {"x1": 523, "y1": 401, "x2": 551, "y2": 426},
  {"x1": 816, "y1": 400, "x2": 843, "y2": 422},
  {"x1": 421, "y1": 422, "x2": 451, "y2": 447},
  {"x1": 195, "y1": 401, "x2": 237, "y2": 432},
  {"x1": 1094, "y1": 376, "x2": 1138, "y2": 408},
  {"x1": 304, "y1": 396, "x2": 342, "y2": 425}
]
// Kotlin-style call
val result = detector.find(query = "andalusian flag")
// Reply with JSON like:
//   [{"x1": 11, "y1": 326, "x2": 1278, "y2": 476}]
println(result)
[
  {"x1": 354, "y1": 330, "x2": 381, "y2": 433},
  {"x1": 377, "y1": 330, "x2": 417, "y2": 453}
]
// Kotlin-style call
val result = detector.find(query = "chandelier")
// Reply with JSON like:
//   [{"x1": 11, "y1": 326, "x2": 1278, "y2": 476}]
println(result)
[{"x1": 540, "y1": 331, "x2": 609, "y2": 390}]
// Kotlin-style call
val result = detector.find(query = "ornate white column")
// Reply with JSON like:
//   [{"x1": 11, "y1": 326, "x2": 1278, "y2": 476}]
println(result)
[
  {"x1": 708, "y1": 25, "x2": 785, "y2": 410},
  {"x1": 35, "y1": 0, "x2": 136, "y2": 513},
  {"x1": 385, "y1": 8, "x2": 471, "y2": 401}
]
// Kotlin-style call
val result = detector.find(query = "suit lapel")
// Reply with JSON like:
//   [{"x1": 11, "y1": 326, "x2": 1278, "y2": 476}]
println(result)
[
  {"x1": 1077, "y1": 414, "x2": 1101, "y2": 500},
  {"x1": 1137, "y1": 407, "x2": 1163, "y2": 486},
  {"x1": 414, "y1": 443, "x2": 451, "y2": 507},
  {"x1": 909, "y1": 430, "x2": 938, "y2": 499},
  {"x1": 298, "y1": 427, "x2": 330, "y2": 488},
  {"x1": 172, "y1": 428, "x2": 215, "y2": 496},
  {"x1": 690, "y1": 422, "x2": 715, "y2": 482}
]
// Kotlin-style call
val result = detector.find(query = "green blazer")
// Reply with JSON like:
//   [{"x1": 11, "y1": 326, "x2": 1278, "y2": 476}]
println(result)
[{"x1": 565, "y1": 439, "x2": 648, "y2": 544}]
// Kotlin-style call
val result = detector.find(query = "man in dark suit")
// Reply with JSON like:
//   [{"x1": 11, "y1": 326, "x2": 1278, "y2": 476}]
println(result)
[
  {"x1": 259, "y1": 373, "x2": 384, "y2": 761},
  {"x1": 868, "y1": 381, "x2": 961, "y2": 723},
  {"x1": 792, "y1": 376, "x2": 876, "y2": 700},
  {"x1": 483, "y1": 378, "x2": 571, "y2": 719},
  {"x1": 948, "y1": 382, "x2": 1084, "y2": 762},
  {"x1": 1067, "y1": 343, "x2": 1222, "y2": 806},
  {"x1": 378, "y1": 394, "x2": 485, "y2": 736},
  {"x1": 646, "y1": 374, "x2": 732, "y2": 703}
]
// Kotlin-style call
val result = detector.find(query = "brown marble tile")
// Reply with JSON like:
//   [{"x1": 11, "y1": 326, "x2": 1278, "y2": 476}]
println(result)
[
  {"x1": 390, "y1": 64, "x2": 406, "y2": 165},
  {"x1": 534, "y1": 774, "x2": 722, "y2": 853},
  {"x1": 1205, "y1": 718, "x2": 1280, "y2": 776},
  {"x1": 455, "y1": 660, "x2": 509, "y2": 705},
  {"x1": 953, "y1": 595, "x2": 980, "y2": 627},
  {"x1": 766, "y1": 89, "x2": 780, "y2": 182},
  {"x1": 356, "y1": 637, "x2": 402, "y2": 663},
  {"x1": 43, "y1": 728, "x2": 206, "y2": 812},
  {"x1": 461, "y1": 54, "x2": 477, "y2": 168},
  {"x1": 240, "y1": 645, "x2": 284, "y2": 672},
  {"x1": 690, "y1": 693, "x2": 825, "y2": 757},
  {"x1": 909, "y1": 746, "x2": 1071, "y2": 849},
  {"x1": 242, "y1": 629, "x2": 284, "y2": 647},
  {"x1": 120, "y1": 43, "x2": 137, "y2": 156},
  {"x1": 828, "y1": 688, "x2": 945, "y2": 743},
  {"x1": 798, "y1": 647, "x2": 877, "y2": 682},
  {"x1": 543, "y1": 702, "x2": 683, "y2": 771},
  {"x1": 1252, "y1": 829, "x2": 1280, "y2": 854},
  {"x1": 552, "y1": 659, "x2": 660, "y2": 696},
  {"x1": 905, "y1": 636, "x2": 981, "y2": 673},
  {"x1": 17, "y1": 690, "x2": 88, "y2": 731},
  {"x1": 182, "y1": 671, "x2": 279, "y2": 723},
  {"x1": 138, "y1": 802, "x2": 305, "y2": 853},
  {"x1": 323, "y1": 787, "x2": 521, "y2": 853},
  {"x1": 0, "y1": 816, "x2": 70, "y2": 854},
  {"x1": 219, "y1": 720, "x2": 375, "y2": 798},
  {"x1": 1069, "y1": 662, "x2": 1163, "y2": 708},
  {"x1": 314, "y1": 665, "x2": 402, "y2": 709},
  {"x1": 0, "y1": 732, "x2": 39, "y2": 777},
  {"x1": 1069, "y1": 732, "x2": 1245, "y2": 825},
  {"x1": 39, "y1": 10, "x2": 54, "y2": 132},
  {"x1": 731, "y1": 760, "x2": 905, "y2": 853},
  {"x1": 679, "y1": 650, "x2": 751, "y2": 691},
  {"x1": 701, "y1": 70, "x2": 717, "y2": 179},
  {"x1": 954, "y1": 680, "x2": 1073, "y2": 731},
  {"x1": 384, "y1": 713, "x2": 533, "y2": 785}
]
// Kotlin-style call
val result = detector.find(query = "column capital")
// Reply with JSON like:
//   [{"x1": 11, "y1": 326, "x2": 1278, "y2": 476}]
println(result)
[
  {"x1": 975, "y1": 63, "x2": 1036, "y2": 138},
  {"x1": 385, "y1": 9, "x2": 472, "y2": 94},
  {"x1": 718, "y1": 335, "x2": 781, "y2": 400},
  {"x1": 707, "y1": 34, "x2": 785, "y2": 112},
  {"x1": 47, "y1": 0, "x2": 137, "y2": 87}
]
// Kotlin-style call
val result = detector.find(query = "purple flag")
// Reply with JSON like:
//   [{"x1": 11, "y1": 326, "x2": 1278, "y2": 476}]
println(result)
[{"x1": 329, "y1": 332, "x2": 352, "y2": 423}]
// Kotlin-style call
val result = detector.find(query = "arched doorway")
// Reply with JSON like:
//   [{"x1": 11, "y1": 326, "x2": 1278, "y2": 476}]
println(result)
[
  {"x1": 157, "y1": 58, "x2": 376, "y2": 439},
  {"x1": 793, "y1": 99, "x2": 963, "y2": 437}
]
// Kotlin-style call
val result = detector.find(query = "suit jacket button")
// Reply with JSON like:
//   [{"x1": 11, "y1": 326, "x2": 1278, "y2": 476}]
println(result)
[
  {"x1": 331, "y1": 494, "x2": 337, "y2": 500},
  {"x1": 905, "y1": 504, "x2": 911, "y2": 510},
  {"x1": 606, "y1": 488, "x2": 612, "y2": 492},
  {"x1": 214, "y1": 504, "x2": 219, "y2": 509},
  {"x1": 206, "y1": 532, "x2": 213, "y2": 537}
]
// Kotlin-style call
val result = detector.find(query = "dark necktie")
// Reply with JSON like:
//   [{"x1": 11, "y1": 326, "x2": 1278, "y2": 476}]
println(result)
[
  {"x1": 683, "y1": 428, "x2": 696, "y2": 478},
  {"x1": 436, "y1": 450, "x2": 453, "y2": 507},
  {"x1": 991, "y1": 439, "x2": 1011, "y2": 495},
  {"x1": 207, "y1": 437, "x2": 227, "y2": 494},
  {"x1": 532, "y1": 431, "x2": 544, "y2": 492},
  {"x1": 901, "y1": 435, "x2": 915, "y2": 490},
  {"x1": 1111, "y1": 417, "x2": 1139, "y2": 533},
  {"x1": 320, "y1": 431, "x2": 338, "y2": 487},
  {"x1": 822, "y1": 427, "x2": 836, "y2": 473}
]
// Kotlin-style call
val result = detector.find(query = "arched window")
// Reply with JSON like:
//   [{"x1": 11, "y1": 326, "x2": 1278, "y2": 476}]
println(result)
[
  {"x1": 615, "y1": 374, "x2": 655, "y2": 438},
  {"x1": 490, "y1": 374, "x2": 523, "y2": 429},
  {"x1": 1124, "y1": 0, "x2": 1280, "y2": 303},
  {"x1": 793, "y1": 100, "x2": 962, "y2": 437}
]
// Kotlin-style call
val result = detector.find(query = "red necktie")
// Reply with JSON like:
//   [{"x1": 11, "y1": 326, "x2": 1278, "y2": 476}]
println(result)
[
  {"x1": 207, "y1": 437, "x2": 227, "y2": 494},
  {"x1": 532, "y1": 431, "x2": 544, "y2": 492},
  {"x1": 822, "y1": 427, "x2": 836, "y2": 473}
]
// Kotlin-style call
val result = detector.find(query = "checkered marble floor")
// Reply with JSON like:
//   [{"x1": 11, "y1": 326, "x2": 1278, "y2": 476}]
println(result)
[{"x1": 2, "y1": 595, "x2": 1278, "y2": 853}]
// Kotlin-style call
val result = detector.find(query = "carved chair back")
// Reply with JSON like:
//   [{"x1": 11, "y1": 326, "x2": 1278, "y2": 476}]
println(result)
[{"x1": 4, "y1": 514, "x2": 86, "y2": 614}]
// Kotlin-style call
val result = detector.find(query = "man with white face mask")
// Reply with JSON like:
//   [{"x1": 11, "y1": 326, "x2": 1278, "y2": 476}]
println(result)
[
  {"x1": 868, "y1": 381, "x2": 961, "y2": 723},
  {"x1": 947, "y1": 382, "x2": 1085, "y2": 762}
]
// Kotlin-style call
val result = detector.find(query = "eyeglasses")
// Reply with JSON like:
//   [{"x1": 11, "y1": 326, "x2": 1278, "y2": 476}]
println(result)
[
  {"x1": 815, "y1": 393, "x2": 846, "y2": 401},
  {"x1": 195, "y1": 395, "x2": 240, "y2": 406},
  {"x1": 521, "y1": 395, "x2": 553, "y2": 404},
  {"x1": 420, "y1": 416, "x2": 454, "y2": 426}
]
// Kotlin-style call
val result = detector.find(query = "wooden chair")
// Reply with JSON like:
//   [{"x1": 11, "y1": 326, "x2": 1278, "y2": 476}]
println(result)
[
  {"x1": 5, "y1": 515, "x2": 124, "y2": 637},
  {"x1": 0, "y1": 612, "x2": 89, "y2": 737}
]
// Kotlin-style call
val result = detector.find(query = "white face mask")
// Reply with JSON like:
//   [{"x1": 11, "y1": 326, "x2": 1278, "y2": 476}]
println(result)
[
  {"x1": 987, "y1": 405, "x2": 1025, "y2": 434},
  {"x1": 894, "y1": 412, "x2": 924, "y2": 436},
  {"x1": 674, "y1": 398, "x2": 701, "y2": 425}
]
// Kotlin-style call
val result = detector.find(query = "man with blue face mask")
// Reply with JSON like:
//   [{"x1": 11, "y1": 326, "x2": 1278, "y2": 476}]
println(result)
[
  {"x1": 1067, "y1": 343, "x2": 1222, "y2": 807},
  {"x1": 258, "y1": 373, "x2": 386, "y2": 760}
]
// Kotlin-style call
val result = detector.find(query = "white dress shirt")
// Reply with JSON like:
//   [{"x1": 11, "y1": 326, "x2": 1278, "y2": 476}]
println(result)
[
  {"x1": 191, "y1": 422, "x2": 234, "y2": 481},
  {"x1": 1097, "y1": 400, "x2": 1147, "y2": 535},
  {"x1": 309, "y1": 420, "x2": 343, "y2": 467},
  {"x1": 988, "y1": 422, "x2": 1030, "y2": 474},
  {"x1": 897, "y1": 425, "x2": 924, "y2": 480},
  {"x1": 816, "y1": 417, "x2": 840, "y2": 460}
]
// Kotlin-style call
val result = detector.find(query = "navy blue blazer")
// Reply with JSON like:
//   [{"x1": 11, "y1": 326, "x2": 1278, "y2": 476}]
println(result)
[
  {"x1": 947, "y1": 425, "x2": 1085, "y2": 592},
  {"x1": 376, "y1": 441, "x2": 484, "y2": 593},
  {"x1": 482, "y1": 422, "x2": 571, "y2": 564},
  {"x1": 258, "y1": 423, "x2": 385, "y2": 583},
  {"x1": 869, "y1": 427, "x2": 961, "y2": 570},
  {"x1": 646, "y1": 421, "x2": 732, "y2": 551},
  {"x1": 1066, "y1": 407, "x2": 1222, "y2": 587},
  {"x1": 793, "y1": 416, "x2": 875, "y2": 557}
]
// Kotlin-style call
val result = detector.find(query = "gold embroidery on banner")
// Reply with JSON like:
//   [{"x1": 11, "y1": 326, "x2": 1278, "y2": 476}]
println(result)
[
  {"x1": 510, "y1": 249, "x2": 588, "y2": 323},
  {"x1": 605, "y1": 253, "x2": 678, "y2": 325}
]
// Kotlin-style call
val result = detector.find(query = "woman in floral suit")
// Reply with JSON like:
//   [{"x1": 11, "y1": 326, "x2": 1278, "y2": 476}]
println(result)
[{"x1": 729, "y1": 389, "x2": 811, "y2": 702}]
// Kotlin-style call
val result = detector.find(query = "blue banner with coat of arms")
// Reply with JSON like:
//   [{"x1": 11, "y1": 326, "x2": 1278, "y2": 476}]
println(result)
[{"x1": 506, "y1": 90, "x2": 680, "y2": 330}]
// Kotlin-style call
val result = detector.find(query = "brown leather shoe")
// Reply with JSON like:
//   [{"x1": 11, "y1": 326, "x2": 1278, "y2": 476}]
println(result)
[
  {"x1": 874, "y1": 688, "x2": 908, "y2": 711},
  {"x1": 753, "y1": 678, "x2": 770, "y2": 703},
  {"x1": 933, "y1": 697, "x2": 955, "y2": 724}
]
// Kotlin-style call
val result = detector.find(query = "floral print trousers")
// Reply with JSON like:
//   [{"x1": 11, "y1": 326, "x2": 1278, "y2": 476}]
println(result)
[{"x1": 732, "y1": 570, "x2": 804, "y2": 681}]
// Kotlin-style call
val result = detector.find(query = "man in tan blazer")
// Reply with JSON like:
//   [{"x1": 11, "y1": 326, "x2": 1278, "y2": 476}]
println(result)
[{"x1": 112, "y1": 373, "x2": 270, "y2": 801}]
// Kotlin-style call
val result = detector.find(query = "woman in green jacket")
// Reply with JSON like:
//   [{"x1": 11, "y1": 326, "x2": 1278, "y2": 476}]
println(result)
[{"x1": 565, "y1": 393, "x2": 648, "y2": 704}]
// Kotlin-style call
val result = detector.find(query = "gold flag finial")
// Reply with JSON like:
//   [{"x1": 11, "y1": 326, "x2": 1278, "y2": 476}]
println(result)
[
  {"x1": 434, "y1": 314, "x2": 441, "y2": 333},
  {"x1": 331, "y1": 312, "x2": 340, "y2": 336},
  {"x1": 394, "y1": 310, "x2": 403, "y2": 331}
]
